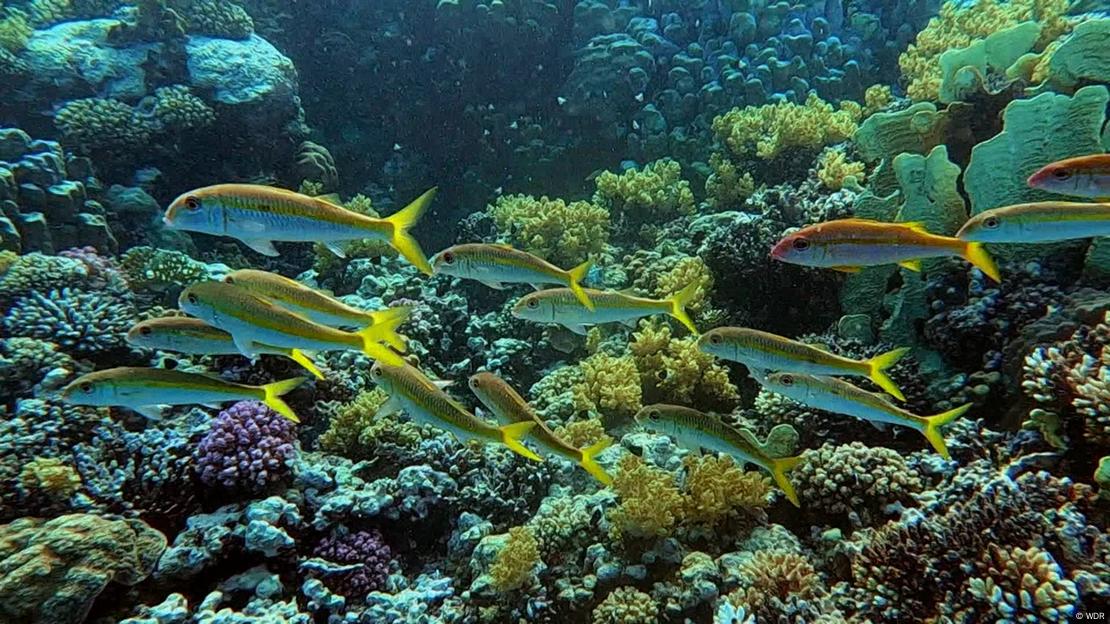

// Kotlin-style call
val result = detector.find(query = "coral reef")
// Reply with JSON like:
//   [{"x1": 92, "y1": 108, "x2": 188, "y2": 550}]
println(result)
[{"x1": 194, "y1": 401, "x2": 298, "y2": 492}]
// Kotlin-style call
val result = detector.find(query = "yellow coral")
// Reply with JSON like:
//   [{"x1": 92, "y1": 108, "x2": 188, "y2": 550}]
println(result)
[
  {"x1": 488, "y1": 526, "x2": 541, "y2": 592},
  {"x1": 488, "y1": 194, "x2": 610, "y2": 266},
  {"x1": 0, "y1": 8, "x2": 32, "y2": 53},
  {"x1": 898, "y1": 0, "x2": 1075, "y2": 101},
  {"x1": 681, "y1": 455, "x2": 771, "y2": 525},
  {"x1": 298, "y1": 179, "x2": 325, "y2": 196},
  {"x1": 705, "y1": 152, "x2": 755, "y2": 209},
  {"x1": 554, "y1": 417, "x2": 612, "y2": 449},
  {"x1": 654, "y1": 256, "x2": 714, "y2": 314},
  {"x1": 19, "y1": 457, "x2": 82, "y2": 501},
  {"x1": 863, "y1": 84, "x2": 894, "y2": 116},
  {"x1": 594, "y1": 158, "x2": 696, "y2": 224},
  {"x1": 712, "y1": 94, "x2": 862, "y2": 161},
  {"x1": 630, "y1": 320, "x2": 739, "y2": 408},
  {"x1": 592, "y1": 586, "x2": 658, "y2": 624},
  {"x1": 816, "y1": 148, "x2": 867, "y2": 191},
  {"x1": 608, "y1": 454, "x2": 684, "y2": 539},
  {"x1": 729, "y1": 550, "x2": 822, "y2": 611},
  {"x1": 572, "y1": 352, "x2": 642, "y2": 416},
  {"x1": 318, "y1": 389, "x2": 423, "y2": 460},
  {"x1": 0, "y1": 250, "x2": 17, "y2": 276}
]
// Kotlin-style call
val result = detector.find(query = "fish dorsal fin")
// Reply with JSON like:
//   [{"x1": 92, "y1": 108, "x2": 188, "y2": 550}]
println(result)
[
  {"x1": 804, "y1": 341, "x2": 831, "y2": 352},
  {"x1": 490, "y1": 243, "x2": 516, "y2": 250},
  {"x1": 897, "y1": 221, "x2": 928, "y2": 233},
  {"x1": 834, "y1": 218, "x2": 882, "y2": 225}
]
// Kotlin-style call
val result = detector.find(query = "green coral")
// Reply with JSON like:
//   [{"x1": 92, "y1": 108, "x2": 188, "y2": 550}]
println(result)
[
  {"x1": 317, "y1": 388, "x2": 423, "y2": 462},
  {"x1": 937, "y1": 21, "x2": 1041, "y2": 103},
  {"x1": 1040, "y1": 18, "x2": 1110, "y2": 91},
  {"x1": 488, "y1": 194, "x2": 609, "y2": 267},
  {"x1": 593, "y1": 158, "x2": 695, "y2": 226},
  {"x1": 704, "y1": 152, "x2": 755, "y2": 209},
  {"x1": 711, "y1": 93, "x2": 861, "y2": 161},
  {"x1": 55, "y1": 98, "x2": 154, "y2": 153},
  {"x1": 0, "y1": 8, "x2": 31, "y2": 53},
  {"x1": 150, "y1": 85, "x2": 216, "y2": 132}
]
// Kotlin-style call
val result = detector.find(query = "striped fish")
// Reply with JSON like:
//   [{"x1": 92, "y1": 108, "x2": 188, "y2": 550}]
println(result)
[
  {"x1": 697, "y1": 326, "x2": 909, "y2": 401},
  {"x1": 126, "y1": 317, "x2": 324, "y2": 380},
  {"x1": 761, "y1": 372, "x2": 970, "y2": 459},
  {"x1": 468, "y1": 372, "x2": 612, "y2": 484},
  {"x1": 60, "y1": 367, "x2": 306, "y2": 422},
  {"x1": 956, "y1": 201, "x2": 1110, "y2": 243},
  {"x1": 178, "y1": 281, "x2": 407, "y2": 367},
  {"x1": 1027, "y1": 154, "x2": 1110, "y2": 200},
  {"x1": 634, "y1": 403, "x2": 802, "y2": 507},
  {"x1": 224, "y1": 269, "x2": 408, "y2": 329},
  {"x1": 511, "y1": 283, "x2": 700, "y2": 335},
  {"x1": 371, "y1": 362, "x2": 541, "y2": 462},
  {"x1": 163, "y1": 184, "x2": 437, "y2": 274},
  {"x1": 432, "y1": 243, "x2": 595, "y2": 310},
  {"x1": 771, "y1": 218, "x2": 1001, "y2": 282}
]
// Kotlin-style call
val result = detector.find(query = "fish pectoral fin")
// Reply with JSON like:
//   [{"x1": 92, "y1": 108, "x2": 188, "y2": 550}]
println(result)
[
  {"x1": 479, "y1": 280, "x2": 506, "y2": 290},
  {"x1": 375, "y1": 395, "x2": 402, "y2": 418},
  {"x1": 830, "y1": 265, "x2": 862, "y2": 273},
  {"x1": 529, "y1": 283, "x2": 546, "y2": 291},
  {"x1": 242, "y1": 239, "x2": 280, "y2": 256},
  {"x1": 869, "y1": 420, "x2": 890, "y2": 432},
  {"x1": 564, "y1": 324, "x2": 590, "y2": 336},
  {"x1": 897, "y1": 259, "x2": 923, "y2": 272},
  {"x1": 134, "y1": 405, "x2": 167, "y2": 420},
  {"x1": 324, "y1": 242, "x2": 348, "y2": 258},
  {"x1": 619, "y1": 318, "x2": 639, "y2": 328},
  {"x1": 432, "y1": 379, "x2": 454, "y2": 390},
  {"x1": 233, "y1": 335, "x2": 263, "y2": 359}
]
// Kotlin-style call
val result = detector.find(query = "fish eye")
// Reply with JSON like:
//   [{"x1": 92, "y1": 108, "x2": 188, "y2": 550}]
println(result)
[
  {"x1": 469, "y1": 378, "x2": 480, "y2": 389},
  {"x1": 710, "y1": 334, "x2": 723, "y2": 345},
  {"x1": 224, "y1": 276, "x2": 235, "y2": 284},
  {"x1": 185, "y1": 196, "x2": 200, "y2": 210},
  {"x1": 372, "y1": 368, "x2": 383, "y2": 377},
  {"x1": 442, "y1": 252, "x2": 455, "y2": 265},
  {"x1": 187, "y1": 294, "x2": 198, "y2": 305},
  {"x1": 779, "y1": 374, "x2": 795, "y2": 386},
  {"x1": 527, "y1": 299, "x2": 539, "y2": 309},
  {"x1": 983, "y1": 216, "x2": 1000, "y2": 229},
  {"x1": 1052, "y1": 169, "x2": 1072, "y2": 180},
  {"x1": 139, "y1": 326, "x2": 152, "y2": 336},
  {"x1": 649, "y1": 410, "x2": 660, "y2": 421},
  {"x1": 80, "y1": 382, "x2": 93, "y2": 394},
  {"x1": 792, "y1": 238, "x2": 810, "y2": 251}
]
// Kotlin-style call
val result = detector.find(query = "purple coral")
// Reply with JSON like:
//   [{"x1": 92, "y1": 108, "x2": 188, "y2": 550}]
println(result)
[
  {"x1": 194, "y1": 401, "x2": 297, "y2": 490},
  {"x1": 313, "y1": 529, "x2": 393, "y2": 597}
]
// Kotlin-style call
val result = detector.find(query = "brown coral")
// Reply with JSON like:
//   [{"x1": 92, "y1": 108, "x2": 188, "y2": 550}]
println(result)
[
  {"x1": 488, "y1": 526, "x2": 541, "y2": 592},
  {"x1": 681, "y1": 455, "x2": 771, "y2": 526},
  {"x1": 608, "y1": 455, "x2": 684, "y2": 539}
]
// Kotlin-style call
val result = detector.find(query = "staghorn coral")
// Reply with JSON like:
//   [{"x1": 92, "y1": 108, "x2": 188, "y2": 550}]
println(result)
[
  {"x1": 488, "y1": 194, "x2": 609, "y2": 267},
  {"x1": 572, "y1": 352, "x2": 642, "y2": 417},
  {"x1": 815, "y1": 148, "x2": 866, "y2": 191},
  {"x1": 593, "y1": 158, "x2": 696, "y2": 227},
  {"x1": 488, "y1": 526, "x2": 541, "y2": 592},
  {"x1": 967, "y1": 544, "x2": 1078, "y2": 622},
  {"x1": 608, "y1": 454, "x2": 684, "y2": 539},
  {"x1": 711, "y1": 94, "x2": 861, "y2": 161},
  {"x1": 680, "y1": 455, "x2": 771, "y2": 527},
  {"x1": 0, "y1": 253, "x2": 95, "y2": 305},
  {"x1": 592, "y1": 586, "x2": 658, "y2": 624}
]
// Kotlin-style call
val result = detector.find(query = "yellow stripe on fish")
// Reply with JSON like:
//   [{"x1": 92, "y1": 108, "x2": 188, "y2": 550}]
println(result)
[
  {"x1": 512, "y1": 282, "x2": 700, "y2": 335},
  {"x1": 178, "y1": 281, "x2": 407, "y2": 367},
  {"x1": 432, "y1": 243, "x2": 595, "y2": 310},
  {"x1": 370, "y1": 362, "x2": 541, "y2": 462},
  {"x1": 60, "y1": 367, "x2": 306, "y2": 422},
  {"x1": 956, "y1": 201, "x2": 1110, "y2": 244},
  {"x1": 164, "y1": 184, "x2": 437, "y2": 274},
  {"x1": 468, "y1": 372, "x2": 612, "y2": 484},
  {"x1": 697, "y1": 326, "x2": 909, "y2": 401},
  {"x1": 1027, "y1": 154, "x2": 1110, "y2": 200}
]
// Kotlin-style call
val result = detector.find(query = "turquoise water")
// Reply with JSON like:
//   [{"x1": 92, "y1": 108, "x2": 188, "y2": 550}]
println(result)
[{"x1": 0, "y1": 0, "x2": 1109, "y2": 622}]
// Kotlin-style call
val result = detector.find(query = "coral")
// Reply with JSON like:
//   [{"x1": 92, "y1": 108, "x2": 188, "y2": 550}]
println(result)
[
  {"x1": 553, "y1": 417, "x2": 611, "y2": 449},
  {"x1": 488, "y1": 526, "x2": 541, "y2": 592},
  {"x1": 572, "y1": 352, "x2": 642, "y2": 417},
  {"x1": 488, "y1": 194, "x2": 610, "y2": 267},
  {"x1": 0, "y1": 255, "x2": 98, "y2": 307},
  {"x1": 317, "y1": 388, "x2": 423, "y2": 462},
  {"x1": 792, "y1": 442, "x2": 925, "y2": 524},
  {"x1": 704, "y1": 152, "x2": 755, "y2": 210},
  {"x1": 55, "y1": 98, "x2": 153, "y2": 153},
  {"x1": 967, "y1": 545, "x2": 1078, "y2": 622},
  {"x1": 119, "y1": 246, "x2": 219, "y2": 292},
  {"x1": 863, "y1": 84, "x2": 894, "y2": 115},
  {"x1": 0, "y1": 337, "x2": 78, "y2": 398},
  {"x1": 653, "y1": 256, "x2": 714, "y2": 315},
  {"x1": 727, "y1": 551, "x2": 822, "y2": 615},
  {"x1": 149, "y1": 85, "x2": 216, "y2": 132},
  {"x1": 0, "y1": 8, "x2": 31, "y2": 53},
  {"x1": 293, "y1": 140, "x2": 338, "y2": 190},
  {"x1": 0, "y1": 514, "x2": 165, "y2": 624},
  {"x1": 592, "y1": 586, "x2": 658, "y2": 624},
  {"x1": 630, "y1": 321, "x2": 739, "y2": 409},
  {"x1": 608, "y1": 454, "x2": 684, "y2": 539},
  {"x1": 173, "y1": 0, "x2": 254, "y2": 38},
  {"x1": 312, "y1": 529, "x2": 393, "y2": 598},
  {"x1": 680, "y1": 455, "x2": 771, "y2": 527},
  {"x1": 194, "y1": 401, "x2": 298, "y2": 491},
  {"x1": 711, "y1": 94, "x2": 861, "y2": 161},
  {"x1": 594, "y1": 158, "x2": 696, "y2": 226},
  {"x1": 3, "y1": 287, "x2": 138, "y2": 356},
  {"x1": 815, "y1": 147, "x2": 866, "y2": 191},
  {"x1": 1040, "y1": 18, "x2": 1110, "y2": 91}
]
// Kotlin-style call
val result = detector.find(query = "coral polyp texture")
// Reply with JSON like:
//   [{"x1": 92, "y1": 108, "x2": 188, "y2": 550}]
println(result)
[{"x1": 0, "y1": 0, "x2": 1107, "y2": 621}]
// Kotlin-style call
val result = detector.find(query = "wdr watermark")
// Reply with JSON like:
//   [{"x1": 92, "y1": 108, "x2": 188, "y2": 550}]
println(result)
[{"x1": 1075, "y1": 613, "x2": 1105, "y2": 620}]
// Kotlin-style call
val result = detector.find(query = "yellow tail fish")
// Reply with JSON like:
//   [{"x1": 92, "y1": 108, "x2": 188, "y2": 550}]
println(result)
[
  {"x1": 512, "y1": 282, "x2": 700, "y2": 335},
  {"x1": 432, "y1": 243, "x2": 595, "y2": 310}
]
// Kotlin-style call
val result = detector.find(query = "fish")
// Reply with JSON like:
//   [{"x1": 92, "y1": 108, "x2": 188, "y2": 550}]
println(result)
[
  {"x1": 697, "y1": 327, "x2": 910, "y2": 401},
  {"x1": 178, "y1": 281, "x2": 408, "y2": 367},
  {"x1": 633, "y1": 403, "x2": 802, "y2": 507},
  {"x1": 223, "y1": 268, "x2": 409, "y2": 332},
  {"x1": 760, "y1": 372, "x2": 970, "y2": 459},
  {"x1": 163, "y1": 184, "x2": 437, "y2": 275},
  {"x1": 468, "y1": 371, "x2": 612, "y2": 484},
  {"x1": 955, "y1": 201, "x2": 1110, "y2": 244},
  {"x1": 511, "y1": 283, "x2": 700, "y2": 335},
  {"x1": 770, "y1": 218, "x2": 1001, "y2": 282},
  {"x1": 60, "y1": 367, "x2": 307, "y2": 422},
  {"x1": 370, "y1": 362, "x2": 542, "y2": 462},
  {"x1": 1026, "y1": 154, "x2": 1110, "y2": 200},
  {"x1": 125, "y1": 317, "x2": 325, "y2": 380},
  {"x1": 431, "y1": 243, "x2": 595, "y2": 310}
]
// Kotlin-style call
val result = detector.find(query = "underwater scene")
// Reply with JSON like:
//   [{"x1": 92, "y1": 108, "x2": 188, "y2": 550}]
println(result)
[{"x1": 2, "y1": 0, "x2": 1110, "y2": 622}]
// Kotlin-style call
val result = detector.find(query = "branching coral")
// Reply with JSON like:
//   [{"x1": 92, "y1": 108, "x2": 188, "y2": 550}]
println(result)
[
  {"x1": 149, "y1": 85, "x2": 216, "y2": 132},
  {"x1": 55, "y1": 98, "x2": 154, "y2": 153},
  {"x1": 863, "y1": 84, "x2": 894, "y2": 115},
  {"x1": 0, "y1": 7, "x2": 31, "y2": 53},
  {"x1": 592, "y1": 586, "x2": 658, "y2": 624},
  {"x1": 488, "y1": 194, "x2": 609, "y2": 266},
  {"x1": 488, "y1": 526, "x2": 541, "y2": 592},
  {"x1": 119, "y1": 246, "x2": 214, "y2": 293},
  {"x1": 705, "y1": 152, "x2": 755, "y2": 210},
  {"x1": 815, "y1": 148, "x2": 866, "y2": 191},
  {"x1": 630, "y1": 321, "x2": 738, "y2": 409},
  {"x1": 3, "y1": 287, "x2": 138, "y2": 356},
  {"x1": 608, "y1": 454, "x2": 684, "y2": 539},
  {"x1": 572, "y1": 352, "x2": 642, "y2": 417},
  {"x1": 594, "y1": 158, "x2": 695, "y2": 226},
  {"x1": 653, "y1": 256, "x2": 714, "y2": 315},
  {"x1": 681, "y1": 455, "x2": 771, "y2": 527},
  {"x1": 792, "y1": 442, "x2": 924, "y2": 523},
  {"x1": 727, "y1": 551, "x2": 824, "y2": 617},
  {"x1": 553, "y1": 417, "x2": 611, "y2": 449},
  {"x1": 194, "y1": 401, "x2": 297, "y2": 491},
  {"x1": 711, "y1": 94, "x2": 861, "y2": 161},
  {"x1": 967, "y1": 545, "x2": 1078, "y2": 622},
  {"x1": 317, "y1": 388, "x2": 423, "y2": 462}
]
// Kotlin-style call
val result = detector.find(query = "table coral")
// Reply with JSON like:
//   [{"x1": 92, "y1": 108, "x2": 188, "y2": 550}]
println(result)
[
  {"x1": 0, "y1": 513, "x2": 166, "y2": 624},
  {"x1": 488, "y1": 193, "x2": 610, "y2": 267},
  {"x1": 711, "y1": 94, "x2": 861, "y2": 161},
  {"x1": 194, "y1": 401, "x2": 298, "y2": 492}
]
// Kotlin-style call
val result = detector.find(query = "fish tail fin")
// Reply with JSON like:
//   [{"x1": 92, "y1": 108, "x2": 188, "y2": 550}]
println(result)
[
  {"x1": 962, "y1": 241, "x2": 1001, "y2": 283},
  {"x1": 567, "y1": 260, "x2": 595, "y2": 311},
  {"x1": 769, "y1": 455, "x2": 803, "y2": 507},
  {"x1": 355, "y1": 314, "x2": 408, "y2": 367},
  {"x1": 366, "y1": 306, "x2": 413, "y2": 352},
  {"x1": 385, "y1": 187, "x2": 437, "y2": 275},
  {"x1": 921, "y1": 403, "x2": 972, "y2": 459},
  {"x1": 667, "y1": 281, "x2": 700, "y2": 335},
  {"x1": 262, "y1": 376, "x2": 308, "y2": 423},
  {"x1": 578, "y1": 438, "x2": 614, "y2": 485},
  {"x1": 499, "y1": 421, "x2": 543, "y2": 462},
  {"x1": 867, "y1": 346, "x2": 910, "y2": 402},
  {"x1": 288, "y1": 349, "x2": 324, "y2": 380}
]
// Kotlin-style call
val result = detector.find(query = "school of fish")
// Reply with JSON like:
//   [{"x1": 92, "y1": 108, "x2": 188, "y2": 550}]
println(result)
[{"x1": 60, "y1": 153, "x2": 1110, "y2": 506}]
